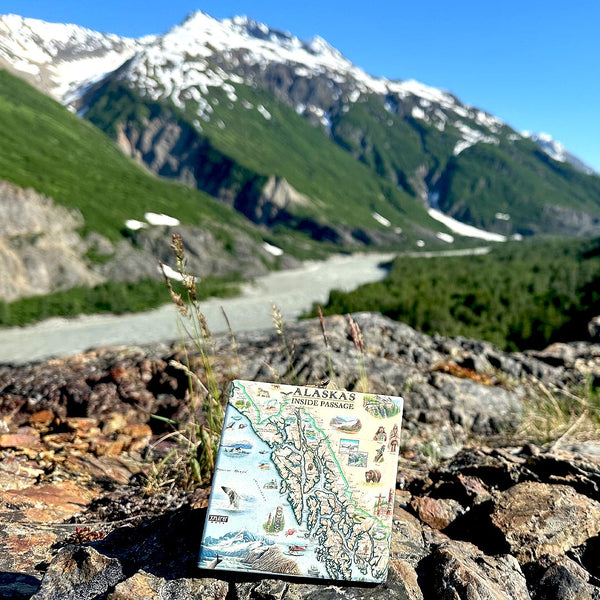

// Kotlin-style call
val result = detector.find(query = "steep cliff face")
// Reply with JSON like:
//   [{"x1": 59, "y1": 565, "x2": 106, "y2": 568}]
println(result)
[{"x1": 0, "y1": 180, "x2": 105, "y2": 301}]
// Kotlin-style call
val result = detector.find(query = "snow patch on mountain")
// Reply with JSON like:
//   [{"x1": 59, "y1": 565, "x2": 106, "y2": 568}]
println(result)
[
  {"x1": 372, "y1": 212, "x2": 391, "y2": 227},
  {"x1": 411, "y1": 106, "x2": 428, "y2": 121},
  {"x1": 262, "y1": 242, "x2": 283, "y2": 256},
  {"x1": 144, "y1": 212, "x2": 180, "y2": 226},
  {"x1": 453, "y1": 122, "x2": 500, "y2": 156},
  {"x1": 159, "y1": 263, "x2": 185, "y2": 282},
  {"x1": 125, "y1": 219, "x2": 147, "y2": 231},
  {"x1": 436, "y1": 232, "x2": 455, "y2": 243},
  {"x1": 428, "y1": 208, "x2": 507, "y2": 242},
  {"x1": 257, "y1": 104, "x2": 272, "y2": 120}
]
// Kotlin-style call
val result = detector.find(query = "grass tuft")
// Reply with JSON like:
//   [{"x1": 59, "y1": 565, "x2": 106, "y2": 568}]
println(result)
[{"x1": 148, "y1": 235, "x2": 225, "y2": 491}]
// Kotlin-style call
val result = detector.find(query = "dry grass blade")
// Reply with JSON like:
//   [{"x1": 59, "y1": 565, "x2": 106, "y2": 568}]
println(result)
[
  {"x1": 346, "y1": 314, "x2": 368, "y2": 392},
  {"x1": 271, "y1": 302, "x2": 298, "y2": 383},
  {"x1": 150, "y1": 235, "x2": 225, "y2": 490}
]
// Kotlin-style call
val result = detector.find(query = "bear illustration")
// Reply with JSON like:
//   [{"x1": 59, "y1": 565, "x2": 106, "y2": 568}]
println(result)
[{"x1": 365, "y1": 469, "x2": 381, "y2": 483}]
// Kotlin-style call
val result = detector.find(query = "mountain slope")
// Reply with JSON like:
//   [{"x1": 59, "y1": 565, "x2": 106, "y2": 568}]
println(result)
[
  {"x1": 82, "y1": 77, "x2": 440, "y2": 247},
  {"x1": 0, "y1": 69, "x2": 290, "y2": 302}
]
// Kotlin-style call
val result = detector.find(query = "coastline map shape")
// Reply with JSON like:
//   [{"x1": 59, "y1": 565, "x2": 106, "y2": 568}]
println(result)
[{"x1": 198, "y1": 380, "x2": 403, "y2": 583}]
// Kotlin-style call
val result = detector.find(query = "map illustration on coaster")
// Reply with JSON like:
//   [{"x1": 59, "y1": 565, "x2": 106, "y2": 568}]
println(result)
[{"x1": 198, "y1": 380, "x2": 403, "y2": 582}]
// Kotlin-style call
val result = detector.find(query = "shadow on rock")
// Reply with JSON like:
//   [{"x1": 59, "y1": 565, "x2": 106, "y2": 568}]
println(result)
[
  {"x1": 0, "y1": 572, "x2": 41, "y2": 600},
  {"x1": 93, "y1": 505, "x2": 205, "y2": 580}
]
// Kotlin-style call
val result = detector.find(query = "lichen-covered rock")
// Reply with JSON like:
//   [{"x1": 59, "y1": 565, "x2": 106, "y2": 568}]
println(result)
[
  {"x1": 490, "y1": 482, "x2": 600, "y2": 562},
  {"x1": 107, "y1": 571, "x2": 228, "y2": 600}
]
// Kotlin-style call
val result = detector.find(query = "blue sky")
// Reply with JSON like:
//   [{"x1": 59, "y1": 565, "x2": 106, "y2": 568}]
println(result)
[{"x1": 4, "y1": 0, "x2": 600, "y2": 172}]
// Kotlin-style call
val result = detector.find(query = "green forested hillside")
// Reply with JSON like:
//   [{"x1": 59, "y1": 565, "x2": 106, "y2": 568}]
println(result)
[
  {"x1": 437, "y1": 140, "x2": 600, "y2": 232},
  {"x1": 315, "y1": 238, "x2": 600, "y2": 351},
  {"x1": 331, "y1": 95, "x2": 600, "y2": 235}
]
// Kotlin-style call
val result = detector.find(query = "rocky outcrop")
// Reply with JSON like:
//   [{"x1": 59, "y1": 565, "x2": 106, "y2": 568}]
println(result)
[
  {"x1": 1, "y1": 312, "x2": 569, "y2": 448},
  {"x1": 101, "y1": 223, "x2": 296, "y2": 283},
  {"x1": 539, "y1": 204, "x2": 600, "y2": 237},
  {"x1": 1, "y1": 312, "x2": 600, "y2": 598},
  {"x1": 0, "y1": 180, "x2": 105, "y2": 301}
]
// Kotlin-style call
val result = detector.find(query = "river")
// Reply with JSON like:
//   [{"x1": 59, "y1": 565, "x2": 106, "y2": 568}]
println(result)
[{"x1": 0, "y1": 247, "x2": 489, "y2": 365}]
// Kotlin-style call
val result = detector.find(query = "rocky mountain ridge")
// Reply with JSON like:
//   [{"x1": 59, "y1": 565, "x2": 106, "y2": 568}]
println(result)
[
  {"x1": 1, "y1": 312, "x2": 600, "y2": 598},
  {"x1": 1, "y1": 10, "x2": 592, "y2": 176}
]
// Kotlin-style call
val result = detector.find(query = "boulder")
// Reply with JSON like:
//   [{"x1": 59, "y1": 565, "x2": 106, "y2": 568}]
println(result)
[
  {"x1": 490, "y1": 482, "x2": 600, "y2": 562},
  {"x1": 423, "y1": 540, "x2": 530, "y2": 600}
]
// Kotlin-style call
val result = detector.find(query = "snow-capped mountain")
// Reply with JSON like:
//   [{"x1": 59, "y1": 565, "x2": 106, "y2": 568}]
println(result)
[
  {"x1": 0, "y1": 10, "x2": 591, "y2": 173},
  {"x1": 1, "y1": 11, "x2": 599, "y2": 241},
  {"x1": 0, "y1": 13, "x2": 146, "y2": 103},
  {"x1": 0, "y1": 11, "x2": 504, "y2": 152}
]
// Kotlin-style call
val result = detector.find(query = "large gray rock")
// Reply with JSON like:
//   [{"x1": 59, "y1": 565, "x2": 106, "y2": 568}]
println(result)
[{"x1": 31, "y1": 546, "x2": 124, "y2": 600}]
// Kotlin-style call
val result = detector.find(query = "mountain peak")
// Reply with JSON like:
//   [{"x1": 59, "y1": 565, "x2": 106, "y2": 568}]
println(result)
[{"x1": 306, "y1": 34, "x2": 345, "y2": 60}]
